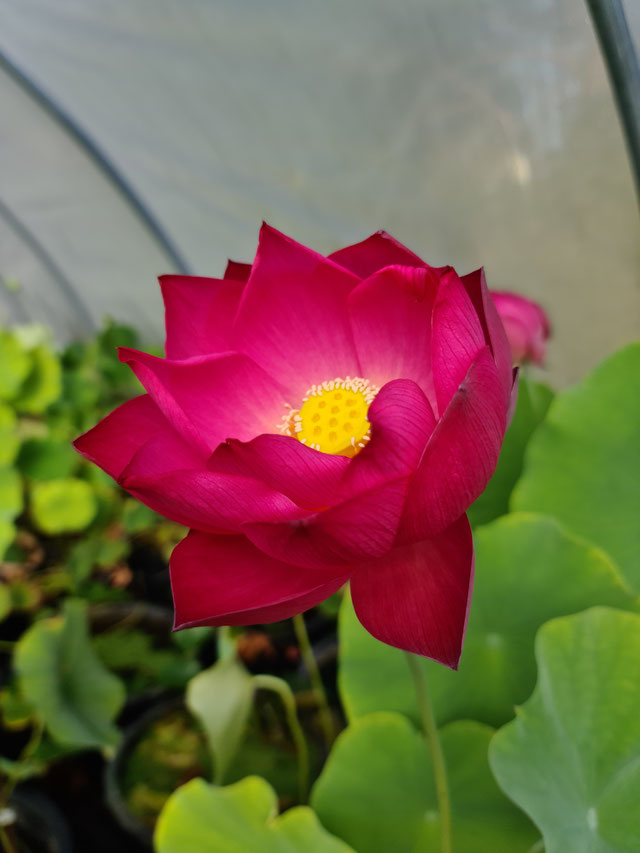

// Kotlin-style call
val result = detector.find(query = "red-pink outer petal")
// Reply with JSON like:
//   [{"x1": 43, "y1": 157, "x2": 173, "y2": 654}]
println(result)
[
  {"x1": 224, "y1": 260, "x2": 252, "y2": 283},
  {"x1": 73, "y1": 394, "x2": 203, "y2": 480},
  {"x1": 347, "y1": 265, "x2": 439, "y2": 404},
  {"x1": 399, "y1": 347, "x2": 507, "y2": 542},
  {"x1": 431, "y1": 270, "x2": 486, "y2": 416},
  {"x1": 232, "y1": 223, "x2": 361, "y2": 400},
  {"x1": 350, "y1": 515, "x2": 474, "y2": 668},
  {"x1": 328, "y1": 230, "x2": 425, "y2": 277},
  {"x1": 461, "y1": 269, "x2": 513, "y2": 407},
  {"x1": 122, "y1": 469, "x2": 307, "y2": 533},
  {"x1": 159, "y1": 275, "x2": 243, "y2": 360},
  {"x1": 337, "y1": 378, "x2": 436, "y2": 500},
  {"x1": 244, "y1": 477, "x2": 409, "y2": 570},
  {"x1": 209, "y1": 434, "x2": 350, "y2": 510},
  {"x1": 118, "y1": 348, "x2": 287, "y2": 453},
  {"x1": 171, "y1": 531, "x2": 350, "y2": 628}
]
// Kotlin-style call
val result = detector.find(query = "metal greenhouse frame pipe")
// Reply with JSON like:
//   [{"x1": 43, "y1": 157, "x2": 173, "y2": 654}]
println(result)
[
  {"x1": 0, "y1": 49, "x2": 192, "y2": 277},
  {"x1": 585, "y1": 0, "x2": 640, "y2": 204},
  {"x1": 0, "y1": 197, "x2": 96, "y2": 330}
]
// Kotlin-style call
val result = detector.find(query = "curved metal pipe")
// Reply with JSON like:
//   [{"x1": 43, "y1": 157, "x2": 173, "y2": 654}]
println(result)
[
  {"x1": 586, "y1": 0, "x2": 640, "y2": 205},
  {"x1": 0, "y1": 196, "x2": 96, "y2": 330},
  {"x1": 0, "y1": 49, "x2": 192, "y2": 274}
]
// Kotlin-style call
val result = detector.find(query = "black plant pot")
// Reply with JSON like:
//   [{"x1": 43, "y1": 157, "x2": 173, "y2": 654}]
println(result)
[
  {"x1": 8, "y1": 787, "x2": 73, "y2": 853},
  {"x1": 104, "y1": 695, "x2": 192, "y2": 849}
]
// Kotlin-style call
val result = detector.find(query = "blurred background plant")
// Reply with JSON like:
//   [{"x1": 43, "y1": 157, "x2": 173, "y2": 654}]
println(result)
[{"x1": 0, "y1": 320, "x2": 345, "y2": 852}]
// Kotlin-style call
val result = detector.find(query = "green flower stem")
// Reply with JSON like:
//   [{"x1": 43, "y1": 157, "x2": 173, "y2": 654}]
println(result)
[
  {"x1": 0, "y1": 825, "x2": 18, "y2": 853},
  {"x1": 292, "y1": 613, "x2": 336, "y2": 747},
  {"x1": 252, "y1": 674, "x2": 310, "y2": 803},
  {"x1": 1, "y1": 718, "x2": 44, "y2": 807},
  {"x1": 405, "y1": 653, "x2": 453, "y2": 853},
  {"x1": 216, "y1": 625, "x2": 235, "y2": 660}
]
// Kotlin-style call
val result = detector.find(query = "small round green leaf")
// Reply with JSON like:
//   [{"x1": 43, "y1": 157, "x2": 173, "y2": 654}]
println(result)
[
  {"x1": 30, "y1": 477, "x2": 97, "y2": 533},
  {"x1": 0, "y1": 331, "x2": 30, "y2": 400},
  {"x1": 489, "y1": 607, "x2": 640, "y2": 853},
  {"x1": 13, "y1": 344, "x2": 62, "y2": 414},
  {"x1": 0, "y1": 404, "x2": 20, "y2": 466},
  {"x1": 272, "y1": 807, "x2": 355, "y2": 852},
  {"x1": 66, "y1": 536, "x2": 127, "y2": 588},
  {"x1": 0, "y1": 520, "x2": 16, "y2": 560},
  {"x1": 122, "y1": 498, "x2": 158, "y2": 532},
  {"x1": 513, "y1": 342, "x2": 640, "y2": 591},
  {"x1": 311, "y1": 713, "x2": 538, "y2": 853},
  {"x1": 17, "y1": 438, "x2": 78, "y2": 481},
  {"x1": 15, "y1": 599, "x2": 125, "y2": 749},
  {"x1": 0, "y1": 467, "x2": 23, "y2": 522}
]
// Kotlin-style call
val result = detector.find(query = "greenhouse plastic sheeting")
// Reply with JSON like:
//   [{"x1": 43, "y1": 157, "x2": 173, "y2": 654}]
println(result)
[{"x1": 1, "y1": 0, "x2": 638, "y2": 384}]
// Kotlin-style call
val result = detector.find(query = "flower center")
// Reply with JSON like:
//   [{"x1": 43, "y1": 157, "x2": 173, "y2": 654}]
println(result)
[{"x1": 280, "y1": 377, "x2": 379, "y2": 457}]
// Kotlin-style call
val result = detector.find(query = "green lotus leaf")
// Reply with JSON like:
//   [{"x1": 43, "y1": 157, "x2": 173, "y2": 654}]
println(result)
[
  {"x1": 311, "y1": 713, "x2": 538, "y2": 853},
  {"x1": 513, "y1": 342, "x2": 640, "y2": 591},
  {"x1": 15, "y1": 598, "x2": 125, "y2": 749},
  {"x1": 155, "y1": 776, "x2": 354, "y2": 853},
  {"x1": 490, "y1": 607, "x2": 640, "y2": 853},
  {"x1": 272, "y1": 806, "x2": 355, "y2": 852},
  {"x1": 339, "y1": 514, "x2": 638, "y2": 728}
]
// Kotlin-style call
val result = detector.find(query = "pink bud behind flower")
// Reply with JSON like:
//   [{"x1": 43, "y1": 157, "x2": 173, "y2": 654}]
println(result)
[{"x1": 490, "y1": 291, "x2": 550, "y2": 366}]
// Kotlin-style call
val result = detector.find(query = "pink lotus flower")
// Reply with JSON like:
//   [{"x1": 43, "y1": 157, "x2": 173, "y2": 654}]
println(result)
[
  {"x1": 491, "y1": 291, "x2": 549, "y2": 365},
  {"x1": 75, "y1": 226, "x2": 516, "y2": 668}
]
